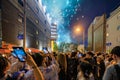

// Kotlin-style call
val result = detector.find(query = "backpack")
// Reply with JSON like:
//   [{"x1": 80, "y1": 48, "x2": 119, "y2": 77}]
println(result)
[{"x1": 114, "y1": 64, "x2": 120, "y2": 80}]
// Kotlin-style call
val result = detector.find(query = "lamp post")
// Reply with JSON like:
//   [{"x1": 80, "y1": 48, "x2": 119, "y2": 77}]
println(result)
[
  {"x1": 75, "y1": 27, "x2": 85, "y2": 53},
  {"x1": 23, "y1": 0, "x2": 26, "y2": 49}
]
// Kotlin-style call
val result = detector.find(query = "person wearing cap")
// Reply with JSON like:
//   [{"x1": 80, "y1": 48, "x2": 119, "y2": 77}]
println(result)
[{"x1": 103, "y1": 46, "x2": 120, "y2": 80}]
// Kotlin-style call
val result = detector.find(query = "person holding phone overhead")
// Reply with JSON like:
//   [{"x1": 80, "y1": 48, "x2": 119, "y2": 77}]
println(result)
[
  {"x1": 0, "y1": 47, "x2": 44, "y2": 80},
  {"x1": 26, "y1": 52, "x2": 44, "y2": 80}
]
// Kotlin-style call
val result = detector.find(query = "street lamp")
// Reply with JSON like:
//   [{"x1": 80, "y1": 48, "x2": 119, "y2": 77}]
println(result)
[
  {"x1": 75, "y1": 27, "x2": 85, "y2": 53},
  {"x1": 75, "y1": 27, "x2": 84, "y2": 44},
  {"x1": 76, "y1": 28, "x2": 80, "y2": 32}
]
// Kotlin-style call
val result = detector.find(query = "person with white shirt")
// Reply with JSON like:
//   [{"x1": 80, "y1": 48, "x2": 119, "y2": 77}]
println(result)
[{"x1": 103, "y1": 46, "x2": 120, "y2": 80}]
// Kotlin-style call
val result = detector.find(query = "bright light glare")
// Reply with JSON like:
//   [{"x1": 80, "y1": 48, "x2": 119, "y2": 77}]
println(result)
[
  {"x1": 76, "y1": 28, "x2": 80, "y2": 32},
  {"x1": 2, "y1": 54, "x2": 6, "y2": 57},
  {"x1": 43, "y1": 6, "x2": 46, "y2": 12},
  {"x1": 28, "y1": 49, "x2": 31, "y2": 53},
  {"x1": 72, "y1": 24, "x2": 83, "y2": 36},
  {"x1": 106, "y1": 33, "x2": 109, "y2": 37},
  {"x1": 56, "y1": 41, "x2": 60, "y2": 45}
]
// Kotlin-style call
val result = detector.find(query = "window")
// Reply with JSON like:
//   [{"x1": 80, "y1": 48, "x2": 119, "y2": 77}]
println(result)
[
  {"x1": 44, "y1": 29, "x2": 46, "y2": 32},
  {"x1": 27, "y1": 6, "x2": 30, "y2": 10},
  {"x1": 51, "y1": 32, "x2": 57, "y2": 34},
  {"x1": 106, "y1": 24, "x2": 109, "y2": 28},
  {"x1": 117, "y1": 36, "x2": 120, "y2": 42},
  {"x1": 106, "y1": 33, "x2": 109, "y2": 37},
  {"x1": 117, "y1": 25, "x2": 120, "y2": 30},
  {"x1": 18, "y1": 17, "x2": 23, "y2": 23},
  {"x1": 35, "y1": 20, "x2": 39, "y2": 24},
  {"x1": 44, "y1": 20, "x2": 47, "y2": 24},
  {"x1": 18, "y1": 0, "x2": 24, "y2": 6},
  {"x1": 51, "y1": 29, "x2": 57, "y2": 32},
  {"x1": 36, "y1": 30, "x2": 39, "y2": 35},
  {"x1": 36, "y1": 41, "x2": 39, "y2": 45},
  {"x1": 18, "y1": 14, "x2": 23, "y2": 23},
  {"x1": 117, "y1": 14, "x2": 120, "y2": 19},
  {"x1": 35, "y1": 7, "x2": 39, "y2": 13}
]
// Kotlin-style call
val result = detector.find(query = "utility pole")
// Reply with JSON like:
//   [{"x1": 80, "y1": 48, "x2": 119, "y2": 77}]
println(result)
[
  {"x1": 83, "y1": 30, "x2": 85, "y2": 53},
  {"x1": 23, "y1": 0, "x2": 26, "y2": 49}
]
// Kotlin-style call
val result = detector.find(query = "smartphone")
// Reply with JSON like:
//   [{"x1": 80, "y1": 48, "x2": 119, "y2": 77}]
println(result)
[
  {"x1": 43, "y1": 49, "x2": 48, "y2": 54},
  {"x1": 42, "y1": 47, "x2": 48, "y2": 54},
  {"x1": 12, "y1": 47, "x2": 27, "y2": 62},
  {"x1": 78, "y1": 53, "x2": 82, "y2": 58}
]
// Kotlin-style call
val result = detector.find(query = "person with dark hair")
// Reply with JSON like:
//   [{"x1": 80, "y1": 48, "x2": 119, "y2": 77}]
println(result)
[
  {"x1": 85, "y1": 52, "x2": 95, "y2": 64},
  {"x1": 0, "y1": 52, "x2": 45, "y2": 80},
  {"x1": 77, "y1": 61, "x2": 94, "y2": 80},
  {"x1": 25, "y1": 52, "x2": 44, "y2": 80},
  {"x1": 32, "y1": 53, "x2": 59, "y2": 80},
  {"x1": 103, "y1": 46, "x2": 120, "y2": 80},
  {"x1": 0, "y1": 54, "x2": 10, "y2": 80},
  {"x1": 96, "y1": 55, "x2": 105, "y2": 80},
  {"x1": 84, "y1": 51, "x2": 97, "y2": 80},
  {"x1": 67, "y1": 51, "x2": 79, "y2": 80},
  {"x1": 87, "y1": 52, "x2": 94, "y2": 57},
  {"x1": 58, "y1": 53, "x2": 67, "y2": 80},
  {"x1": 31, "y1": 53, "x2": 44, "y2": 67}
]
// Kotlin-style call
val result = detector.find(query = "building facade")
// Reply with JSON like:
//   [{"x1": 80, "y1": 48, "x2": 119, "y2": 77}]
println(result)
[
  {"x1": 88, "y1": 23, "x2": 94, "y2": 51},
  {"x1": 50, "y1": 23, "x2": 58, "y2": 51},
  {"x1": 88, "y1": 14, "x2": 106, "y2": 52},
  {"x1": 0, "y1": 0, "x2": 51, "y2": 51},
  {"x1": 106, "y1": 6, "x2": 120, "y2": 53}
]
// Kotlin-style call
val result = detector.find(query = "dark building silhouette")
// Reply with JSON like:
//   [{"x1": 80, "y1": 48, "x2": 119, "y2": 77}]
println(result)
[{"x1": 0, "y1": 0, "x2": 51, "y2": 50}]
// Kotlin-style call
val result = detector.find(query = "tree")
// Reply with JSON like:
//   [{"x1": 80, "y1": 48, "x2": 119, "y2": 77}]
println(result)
[
  {"x1": 53, "y1": 42, "x2": 58, "y2": 52},
  {"x1": 58, "y1": 42, "x2": 65, "y2": 52}
]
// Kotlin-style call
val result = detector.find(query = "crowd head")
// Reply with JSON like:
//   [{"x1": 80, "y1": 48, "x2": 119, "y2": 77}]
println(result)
[{"x1": 0, "y1": 54, "x2": 10, "y2": 78}]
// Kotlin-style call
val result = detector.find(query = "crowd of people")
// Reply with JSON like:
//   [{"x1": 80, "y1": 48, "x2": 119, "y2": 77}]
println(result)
[{"x1": 0, "y1": 46, "x2": 120, "y2": 80}]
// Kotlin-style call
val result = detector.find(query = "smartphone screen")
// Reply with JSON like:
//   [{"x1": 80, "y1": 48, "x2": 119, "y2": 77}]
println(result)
[
  {"x1": 43, "y1": 49, "x2": 48, "y2": 54},
  {"x1": 78, "y1": 53, "x2": 82, "y2": 58},
  {"x1": 11, "y1": 51, "x2": 17, "y2": 57},
  {"x1": 42, "y1": 47, "x2": 48, "y2": 54},
  {"x1": 12, "y1": 47, "x2": 27, "y2": 62}
]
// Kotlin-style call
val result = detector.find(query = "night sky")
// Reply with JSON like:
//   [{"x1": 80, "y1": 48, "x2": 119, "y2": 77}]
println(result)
[{"x1": 42, "y1": 0, "x2": 120, "y2": 46}]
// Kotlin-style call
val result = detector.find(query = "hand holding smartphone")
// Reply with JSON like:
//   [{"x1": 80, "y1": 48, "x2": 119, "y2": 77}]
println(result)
[{"x1": 12, "y1": 47, "x2": 27, "y2": 62}]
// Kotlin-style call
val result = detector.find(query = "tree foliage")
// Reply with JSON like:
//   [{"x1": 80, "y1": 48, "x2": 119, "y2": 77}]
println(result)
[
  {"x1": 53, "y1": 41, "x2": 58, "y2": 52},
  {"x1": 58, "y1": 42, "x2": 78, "y2": 52}
]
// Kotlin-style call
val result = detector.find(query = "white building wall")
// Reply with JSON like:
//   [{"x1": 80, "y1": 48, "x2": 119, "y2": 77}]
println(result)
[{"x1": 106, "y1": 7, "x2": 120, "y2": 52}]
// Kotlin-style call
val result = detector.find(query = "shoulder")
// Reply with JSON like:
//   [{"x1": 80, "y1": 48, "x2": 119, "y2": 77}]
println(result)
[
  {"x1": 106, "y1": 64, "x2": 115, "y2": 71},
  {"x1": 103, "y1": 64, "x2": 117, "y2": 80},
  {"x1": 106, "y1": 64, "x2": 117, "y2": 74},
  {"x1": 105, "y1": 64, "x2": 116, "y2": 74}
]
